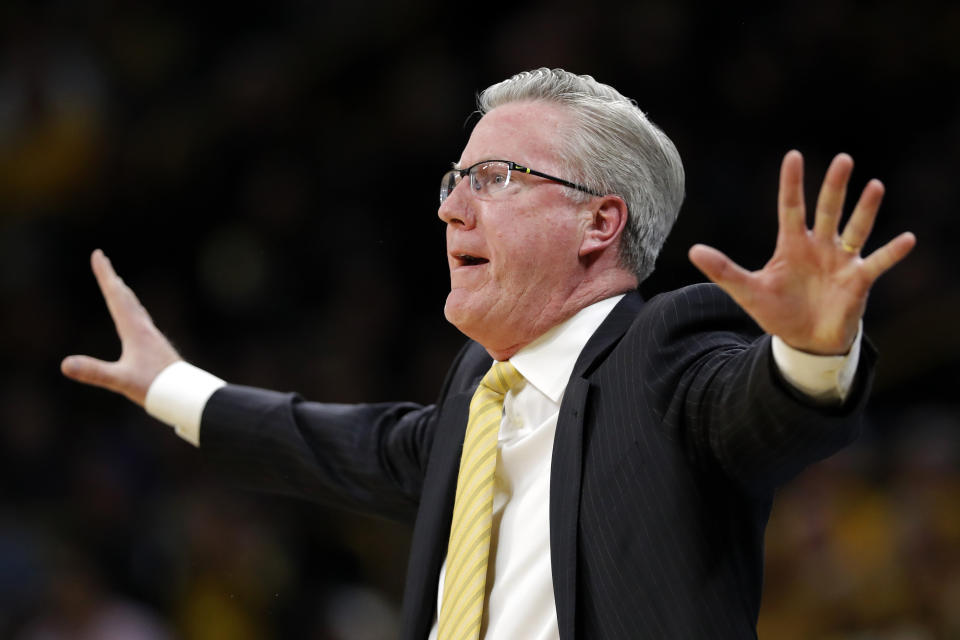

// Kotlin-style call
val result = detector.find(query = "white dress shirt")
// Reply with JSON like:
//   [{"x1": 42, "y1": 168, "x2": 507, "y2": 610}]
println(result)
[{"x1": 145, "y1": 294, "x2": 862, "y2": 640}]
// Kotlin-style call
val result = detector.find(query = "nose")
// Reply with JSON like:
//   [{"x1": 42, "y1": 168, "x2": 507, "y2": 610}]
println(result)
[{"x1": 438, "y1": 181, "x2": 476, "y2": 229}]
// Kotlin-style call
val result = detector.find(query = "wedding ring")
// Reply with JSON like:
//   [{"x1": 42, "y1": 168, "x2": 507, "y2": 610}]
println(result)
[{"x1": 841, "y1": 240, "x2": 860, "y2": 254}]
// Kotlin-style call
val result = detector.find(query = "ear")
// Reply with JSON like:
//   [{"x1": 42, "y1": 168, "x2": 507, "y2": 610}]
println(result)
[{"x1": 579, "y1": 195, "x2": 629, "y2": 257}]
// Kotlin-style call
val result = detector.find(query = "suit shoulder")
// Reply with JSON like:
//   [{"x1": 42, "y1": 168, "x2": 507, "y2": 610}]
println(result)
[
  {"x1": 625, "y1": 283, "x2": 762, "y2": 347},
  {"x1": 639, "y1": 283, "x2": 754, "y2": 325},
  {"x1": 642, "y1": 282, "x2": 738, "y2": 315}
]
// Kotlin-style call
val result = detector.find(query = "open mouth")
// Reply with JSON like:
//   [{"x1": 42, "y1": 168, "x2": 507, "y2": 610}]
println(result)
[{"x1": 456, "y1": 254, "x2": 489, "y2": 266}]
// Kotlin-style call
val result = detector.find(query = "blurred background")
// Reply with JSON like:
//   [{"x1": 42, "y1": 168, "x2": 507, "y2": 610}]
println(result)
[{"x1": 1, "y1": 0, "x2": 958, "y2": 638}]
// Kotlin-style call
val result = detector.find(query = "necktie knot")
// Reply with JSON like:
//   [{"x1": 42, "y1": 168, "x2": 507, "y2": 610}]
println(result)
[{"x1": 480, "y1": 360, "x2": 525, "y2": 398}]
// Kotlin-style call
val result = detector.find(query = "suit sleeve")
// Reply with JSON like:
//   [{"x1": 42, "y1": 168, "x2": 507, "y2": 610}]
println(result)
[
  {"x1": 198, "y1": 389, "x2": 437, "y2": 523},
  {"x1": 194, "y1": 340, "x2": 486, "y2": 524},
  {"x1": 645, "y1": 284, "x2": 876, "y2": 494}
]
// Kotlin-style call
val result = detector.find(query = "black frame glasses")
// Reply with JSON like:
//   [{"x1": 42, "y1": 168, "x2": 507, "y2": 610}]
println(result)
[{"x1": 439, "y1": 159, "x2": 602, "y2": 204}]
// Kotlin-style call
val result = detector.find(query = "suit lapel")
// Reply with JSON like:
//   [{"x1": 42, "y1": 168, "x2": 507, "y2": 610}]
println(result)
[{"x1": 550, "y1": 290, "x2": 645, "y2": 639}]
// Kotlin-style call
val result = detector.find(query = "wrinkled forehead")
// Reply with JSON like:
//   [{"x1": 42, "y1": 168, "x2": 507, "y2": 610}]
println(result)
[{"x1": 455, "y1": 101, "x2": 572, "y2": 172}]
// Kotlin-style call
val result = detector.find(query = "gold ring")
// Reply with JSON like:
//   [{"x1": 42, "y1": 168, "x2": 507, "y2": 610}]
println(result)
[{"x1": 841, "y1": 240, "x2": 860, "y2": 254}]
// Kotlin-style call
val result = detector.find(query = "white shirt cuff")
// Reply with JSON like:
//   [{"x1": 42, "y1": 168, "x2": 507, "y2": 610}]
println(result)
[
  {"x1": 771, "y1": 322, "x2": 862, "y2": 403},
  {"x1": 144, "y1": 361, "x2": 226, "y2": 447}
]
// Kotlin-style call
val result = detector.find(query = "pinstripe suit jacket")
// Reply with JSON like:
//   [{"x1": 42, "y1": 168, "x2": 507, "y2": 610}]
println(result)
[{"x1": 200, "y1": 284, "x2": 875, "y2": 639}]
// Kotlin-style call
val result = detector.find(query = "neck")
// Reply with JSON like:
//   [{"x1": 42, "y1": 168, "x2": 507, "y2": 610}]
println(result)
[{"x1": 482, "y1": 269, "x2": 637, "y2": 361}]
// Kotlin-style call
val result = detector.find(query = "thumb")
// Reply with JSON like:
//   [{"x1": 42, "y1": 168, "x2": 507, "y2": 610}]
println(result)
[
  {"x1": 688, "y1": 244, "x2": 753, "y2": 296},
  {"x1": 61, "y1": 355, "x2": 124, "y2": 394}
]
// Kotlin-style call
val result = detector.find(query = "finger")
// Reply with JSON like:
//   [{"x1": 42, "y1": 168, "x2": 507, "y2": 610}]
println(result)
[
  {"x1": 688, "y1": 244, "x2": 756, "y2": 306},
  {"x1": 61, "y1": 354, "x2": 122, "y2": 392},
  {"x1": 840, "y1": 179, "x2": 884, "y2": 253},
  {"x1": 813, "y1": 153, "x2": 853, "y2": 241},
  {"x1": 861, "y1": 232, "x2": 917, "y2": 282},
  {"x1": 90, "y1": 250, "x2": 149, "y2": 336},
  {"x1": 778, "y1": 150, "x2": 807, "y2": 237}
]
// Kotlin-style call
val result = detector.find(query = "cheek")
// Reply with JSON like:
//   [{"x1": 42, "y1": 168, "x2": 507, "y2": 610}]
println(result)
[
  {"x1": 484, "y1": 204, "x2": 583, "y2": 286},
  {"x1": 502, "y1": 226, "x2": 576, "y2": 274},
  {"x1": 489, "y1": 246, "x2": 556, "y2": 299},
  {"x1": 490, "y1": 235, "x2": 539, "y2": 279}
]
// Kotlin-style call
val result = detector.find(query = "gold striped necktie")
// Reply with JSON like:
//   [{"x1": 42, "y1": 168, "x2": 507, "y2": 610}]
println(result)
[{"x1": 437, "y1": 360, "x2": 525, "y2": 640}]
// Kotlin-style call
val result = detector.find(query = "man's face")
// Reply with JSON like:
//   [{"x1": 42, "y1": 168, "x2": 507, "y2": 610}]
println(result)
[{"x1": 438, "y1": 101, "x2": 593, "y2": 358}]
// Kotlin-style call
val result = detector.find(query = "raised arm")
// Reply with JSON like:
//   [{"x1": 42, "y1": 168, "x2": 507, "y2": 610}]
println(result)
[
  {"x1": 688, "y1": 150, "x2": 916, "y2": 355},
  {"x1": 61, "y1": 249, "x2": 181, "y2": 405}
]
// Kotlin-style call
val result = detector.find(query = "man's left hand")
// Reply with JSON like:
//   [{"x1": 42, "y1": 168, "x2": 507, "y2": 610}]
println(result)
[{"x1": 688, "y1": 150, "x2": 916, "y2": 355}]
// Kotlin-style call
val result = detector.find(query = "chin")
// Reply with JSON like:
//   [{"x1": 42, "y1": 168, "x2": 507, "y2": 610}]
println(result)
[
  {"x1": 443, "y1": 290, "x2": 473, "y2": 332},
  {"x1": 444, "y1": 289, "x2": 491, "y2": 342},
  {"x1": 444, "y1": 292, "x2": 527, "y2": 359}
]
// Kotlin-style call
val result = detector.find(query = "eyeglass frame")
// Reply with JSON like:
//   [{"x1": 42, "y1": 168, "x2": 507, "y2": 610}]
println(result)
[{"x1": 439, "y1": 159, "x2": 603, "y2": 204}]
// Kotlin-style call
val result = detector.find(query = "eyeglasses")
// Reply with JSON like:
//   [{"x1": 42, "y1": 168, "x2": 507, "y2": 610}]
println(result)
[{"x1": 439, "y1": 159, "x2": 601, "y2": 204}]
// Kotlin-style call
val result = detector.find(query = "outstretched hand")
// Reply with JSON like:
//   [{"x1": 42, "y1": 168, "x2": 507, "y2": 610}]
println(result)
[
  {"x1": 689, "y1": 150, "x2": 916, "y2": 355},
  {"x1": 61, "y1": 250, "x2": 181, "y2": 406}
]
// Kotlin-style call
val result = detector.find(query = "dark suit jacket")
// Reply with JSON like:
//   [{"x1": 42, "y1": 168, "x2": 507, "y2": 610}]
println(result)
[{"x1": 199, "y1": 284, "x2": 875, "y2": 639}]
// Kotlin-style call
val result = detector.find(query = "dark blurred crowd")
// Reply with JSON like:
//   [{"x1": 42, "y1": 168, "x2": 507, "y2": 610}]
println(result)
[{"x1": 1, "y1": 1, "x2": 958, "y2": 638}]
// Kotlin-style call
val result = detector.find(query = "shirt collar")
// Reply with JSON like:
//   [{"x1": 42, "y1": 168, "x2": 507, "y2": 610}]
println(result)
[{"x1": 509, "y1": 294, "x2": 624, "y2": 405}]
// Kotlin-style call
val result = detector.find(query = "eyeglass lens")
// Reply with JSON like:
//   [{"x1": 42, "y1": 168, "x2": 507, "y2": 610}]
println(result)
[{"x1": 439, "y1": 162, "x2": 512, "y2": 204}]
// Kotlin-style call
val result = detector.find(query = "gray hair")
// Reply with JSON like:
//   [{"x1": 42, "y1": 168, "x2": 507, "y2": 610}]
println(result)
[{"x1": 478, "y1": 68, "x2": 685, "y2": 284}]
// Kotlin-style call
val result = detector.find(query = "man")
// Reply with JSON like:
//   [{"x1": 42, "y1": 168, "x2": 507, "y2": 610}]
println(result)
[{"x1": 62, "y1": 69, "x2": 915, "y2": 638}]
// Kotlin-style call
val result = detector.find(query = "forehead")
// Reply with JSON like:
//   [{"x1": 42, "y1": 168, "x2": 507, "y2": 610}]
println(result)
[{"x1": 458, "y1": 101, "x2": 571, "y2": 170}]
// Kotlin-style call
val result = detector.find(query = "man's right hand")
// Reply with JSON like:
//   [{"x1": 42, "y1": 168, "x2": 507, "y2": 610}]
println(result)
[{"x1": 61, "y1": 249, "x2": 182, "y2": 407}]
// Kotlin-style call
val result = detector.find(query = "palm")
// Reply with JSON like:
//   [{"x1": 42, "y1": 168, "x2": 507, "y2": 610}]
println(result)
[{"x1": 689, "y1": 151, "x2": 916, "y2": 355}]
